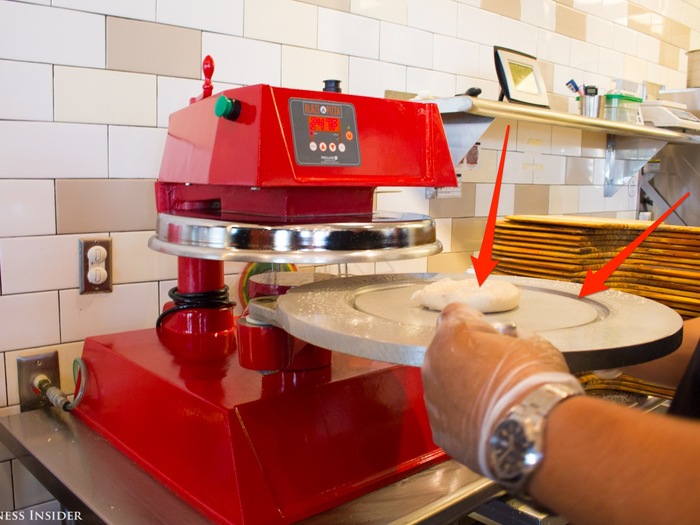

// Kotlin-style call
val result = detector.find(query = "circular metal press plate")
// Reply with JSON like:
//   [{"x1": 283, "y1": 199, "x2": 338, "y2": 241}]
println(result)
[
  {"x1": 149, "y1": 212, "x2": 441, "y2": 264},
  {"x1": 256, "y1": 274, "x2": 683, "y2": 372}
]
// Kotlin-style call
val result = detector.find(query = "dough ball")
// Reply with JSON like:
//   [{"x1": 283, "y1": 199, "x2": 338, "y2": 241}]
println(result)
[{"x1": 410, "y1": 278, "x2": 520, "y2": 313}]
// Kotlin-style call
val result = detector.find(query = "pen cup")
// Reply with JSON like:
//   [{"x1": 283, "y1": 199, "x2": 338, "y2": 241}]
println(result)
[{"x1": 578, "y1": 94, "x2": 604, "y2": 118}]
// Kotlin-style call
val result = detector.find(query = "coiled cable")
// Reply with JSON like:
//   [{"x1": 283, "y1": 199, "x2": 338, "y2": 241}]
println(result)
[
  {"x1": 156, "y1": 285, "x2": 236, "y2": 328},
  {"x1": 64, "y1": 358, "x2": 87, "y2": 411}
]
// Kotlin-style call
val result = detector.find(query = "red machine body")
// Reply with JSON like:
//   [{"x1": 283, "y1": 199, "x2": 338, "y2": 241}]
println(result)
[
  {"x1": 75, "y1": 82, "x2": 454, "y2": 524},
  {"x1": 77, "y1": 332, "x2": 440, "y2": 524},
  {"x1": 156, "y1": 84, "x2": 456, "y2": 219}
]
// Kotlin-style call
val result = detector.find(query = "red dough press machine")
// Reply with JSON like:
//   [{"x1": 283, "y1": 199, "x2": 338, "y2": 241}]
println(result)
[{"x1": 73, "y1": 74, "x2": 458, "y2": 524}]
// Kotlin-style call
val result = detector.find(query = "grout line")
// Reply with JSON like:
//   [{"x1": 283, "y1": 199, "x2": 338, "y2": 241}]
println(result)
[
  {"x1": 55, "y1": 289, "x2": 62, "y2": 347},
  {"x1": 3, "y1": 353, "x2": 7, "y2": 410},
  {"x1": 10, "y1": 459, "x2": 16, "y2": 511}
]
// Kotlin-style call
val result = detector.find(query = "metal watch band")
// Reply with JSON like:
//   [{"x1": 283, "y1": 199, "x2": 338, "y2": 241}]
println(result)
[{"x1": 490, "y1": 382, "x2": 583, "y2": 496}]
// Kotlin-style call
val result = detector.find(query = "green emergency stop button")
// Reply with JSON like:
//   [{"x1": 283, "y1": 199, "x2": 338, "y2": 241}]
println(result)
[{"x1": 214, "y1": 96, "x2": 240, "y2": 121}]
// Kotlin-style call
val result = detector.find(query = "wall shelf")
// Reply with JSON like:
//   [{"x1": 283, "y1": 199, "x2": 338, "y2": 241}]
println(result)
[
  {"x1": 435, "y1": 96, "x2": 700, "y2": 144},
  {"x1": 434, "y1": 96, "x2": 700, "y2": 200}
]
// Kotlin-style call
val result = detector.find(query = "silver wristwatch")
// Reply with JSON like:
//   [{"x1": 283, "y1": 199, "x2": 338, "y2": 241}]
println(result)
[{"x1": 487, "y1": 382, "x2": 582, "y2": 495}]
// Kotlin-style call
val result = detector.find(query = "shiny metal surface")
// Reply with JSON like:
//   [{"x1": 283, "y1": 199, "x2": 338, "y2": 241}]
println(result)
[
  {"x1": 149, "y1": 212, "x2": 442, "y2": 263},
  {"x1": 17, "y1": 352, "x2": 60, "y2": 412},
  {"x1": 651, "y1": 143, "x2": 700, "y2": 226},
  {"x1": 301, "y1": 461, "x2": 503, "y2": 525},
  {"x1": 248, "y1": 274, "x2": 683, "y2": 372},
  {"x1": 0, "y1": 409, "x2": 503, "y2": 525},
  {"x1": 435, "y1": 96, "x2": 700, "y2": 143},
  {"x1": 604, "y1": 135, "x2": 666, "y2": 197},
  {"x1": 439, "y1": 110, "x2": 494, "y2": 167},
  {"x1": 472, "y1": 499, "x2": 568, "y2": 525},
  {"x1": 0, "y1": 408, "x2": 210, "y2": 525}
]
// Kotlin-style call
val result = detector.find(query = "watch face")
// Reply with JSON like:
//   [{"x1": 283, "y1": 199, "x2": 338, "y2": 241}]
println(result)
[{"x1": 489, "y1": 420, "x2": 531, "y2": 481}]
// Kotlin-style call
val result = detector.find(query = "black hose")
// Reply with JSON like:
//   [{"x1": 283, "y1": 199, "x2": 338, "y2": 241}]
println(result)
[{"x1": 156, "y1": 285, "x2": 236, "y2": 328}]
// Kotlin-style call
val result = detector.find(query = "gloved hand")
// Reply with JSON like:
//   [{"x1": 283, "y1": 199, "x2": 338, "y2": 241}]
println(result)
[{"x1": 421, "y1": 302, "x2": 583, "y2": 478}]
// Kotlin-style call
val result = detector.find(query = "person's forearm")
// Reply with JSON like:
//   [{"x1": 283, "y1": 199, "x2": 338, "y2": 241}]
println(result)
[
  {"x1": 529, "y1": 395, "x2": 700, "y2": 525},
  {"x1": 620, "y1": 317, "x2": 700, "y2": 388}
]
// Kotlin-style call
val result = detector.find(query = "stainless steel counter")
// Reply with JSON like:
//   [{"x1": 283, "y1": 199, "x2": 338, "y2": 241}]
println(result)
[{"x1": 0, "y1": 407, "x2": 504, "y2": 524}]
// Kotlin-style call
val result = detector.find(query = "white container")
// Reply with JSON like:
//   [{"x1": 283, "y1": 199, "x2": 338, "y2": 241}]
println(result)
[
  {"x1": 687, "y1": 50, "x2": 700, "y2": 88},
  {"x1": 603, "y1": 94, "x2": 642, "y2": 122}
]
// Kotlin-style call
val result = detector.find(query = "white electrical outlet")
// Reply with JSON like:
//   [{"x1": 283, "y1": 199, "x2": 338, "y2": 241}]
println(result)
[{"x1": 79, "y1": 238, "x2": 113, "y2": 294}]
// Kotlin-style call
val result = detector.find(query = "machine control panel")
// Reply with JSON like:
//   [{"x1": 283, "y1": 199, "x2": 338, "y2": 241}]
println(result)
[{"x1": 289, "y1": 98, "x2": 361, "y2": 167}]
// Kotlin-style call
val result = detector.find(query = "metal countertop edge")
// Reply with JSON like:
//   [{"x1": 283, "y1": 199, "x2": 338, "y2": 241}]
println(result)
[
  {"x1": 0, "y1": 408, "x2": 504, "y2": 525},
  {"x1": 0, "y1": 412, "x2": 107, "y2": 525},
  {"x1": 0, "y1": 409, "x2": 210, "y2": 525},
  {"x1": 389, "y1": 478, "x2": 504, "y2": 525}
]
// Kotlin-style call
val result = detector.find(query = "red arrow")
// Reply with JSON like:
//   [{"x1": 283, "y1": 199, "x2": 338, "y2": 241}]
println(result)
[
  {"x1": 471, "y1": 125, "x2": 510, "y2": 286},
  {"x1": 579, "y1": 192, "x2": 690, "y2": 298}
]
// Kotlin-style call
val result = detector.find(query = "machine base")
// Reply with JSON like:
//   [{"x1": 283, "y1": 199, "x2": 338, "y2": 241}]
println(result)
[{"x1": 75, "y1": 329, "x2": 444, "y2": 524}]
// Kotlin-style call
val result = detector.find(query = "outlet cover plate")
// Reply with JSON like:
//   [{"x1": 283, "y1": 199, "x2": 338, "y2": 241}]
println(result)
[
  {"x1": 79, "y1": 237, "x2": 113, "y2": 294},
  {"x1": 18, "y1": 352, "x2": 60, "y2": 412}
]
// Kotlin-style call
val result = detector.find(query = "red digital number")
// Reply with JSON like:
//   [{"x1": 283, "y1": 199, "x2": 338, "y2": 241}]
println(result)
[{"x1": 309, "y1": 117, "x2": 340, "y2": 132}]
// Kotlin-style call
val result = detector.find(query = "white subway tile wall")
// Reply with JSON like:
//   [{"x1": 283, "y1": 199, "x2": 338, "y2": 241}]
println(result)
[
  {"x1": 318, "y1": 8, "x2": 380, "y2": 59},
  {"x1": 435, "y1": 218, "x2": 452, "y2": 253},
  {"x1": 0, "y1": 2, "x2": 105, "y2": 67},
  {"x1": 54, "y1": 67, "x2": 157, "y2": 126},
  {"x1": 434, "y1": 35, "x2": 481, "y2": 77},
  {"x1": 110, "y1": 231, "x2": 178, "y2": 283},
  {"x1": 0, "y1": 180, "x2": 56, "y2": 237},
  {"x1": 157, "y1": 0, "x2": 243, "y2": 34},
  {"x1": 406, "y1": 67, "x2": 456, "y2": 97},
  {"x1": 0, "y1": 60, "x2": 53, "y2": 121},
  {"x1": 53, "y1": 0, "x2": 156, "y2": 21},
  {"x1": 59, "y1": 283, "x2": 159, "y2": 342},
  {"x1": 0, "y1": 122, "x2": 108, "y2": 179},
  {"x1": 0, "y1": 292, "x2": 60, "y2": 352},
  {"x1": 244, "y1": 0, "x2": 318, "y2": 48},
  {"x1": 407, "y1": 0, "x2": 458, "y2": 37},
  {"x1": 0, "y1": 0, "x2": 692, "y2": 508},
  {"x1": 474, "y1": 183, "x2": 515, "y2": 216},
  {"x1": 0, "y1": 358, "x2": 5, "y2": 407},
  {"x1": 0, "y1": 233, "x2": 107, "y2": 294},
  {"x1": 375, "y1": 187, "x2": 430, "y2": 215},
  {"x1": 379, "y1": 22, "x2": 433, "y2": 68},
  {"x1": 108, "y1": 126, "x2": 168, "y2": 178},
  {"x1": 351, "y1": 0, "x2": 409, "y2": 25},
  {"x1": 521, "y1": 0, "x2": 556, "y2": 31},
  {"x1": 281, "y1": 46, "x2": 349, "y2": 90},
  {"x1": 348, "y1": 57, "x2": 407, "y2": 97},
  {"x1": 457, "y1": 5, "x2": 500, "y2": 46}
]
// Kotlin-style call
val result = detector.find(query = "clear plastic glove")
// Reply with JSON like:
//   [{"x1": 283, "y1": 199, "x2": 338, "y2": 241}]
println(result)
[{"x1": 421, "y1": 302, "x2": 583, "y2": 478}]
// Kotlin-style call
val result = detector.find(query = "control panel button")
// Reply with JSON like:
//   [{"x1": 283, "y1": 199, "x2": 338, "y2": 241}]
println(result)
[
  {"x1": 214, "y1": 96, "x2": 241, "y2": 121},
  {"x1": 289, "y1": 98, "x2": 360, "y2": 166}
]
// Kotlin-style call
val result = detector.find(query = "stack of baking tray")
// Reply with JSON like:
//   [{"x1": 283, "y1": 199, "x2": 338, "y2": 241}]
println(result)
[{"x1": 492, "y1": 215, "x2": 700, "y2": 318}]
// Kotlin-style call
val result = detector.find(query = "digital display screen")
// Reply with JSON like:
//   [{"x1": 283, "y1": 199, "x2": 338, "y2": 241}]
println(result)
[
  {"x1": 308, "y1": 116, "x2": 340, "y2": 132},
  {"x1": 671, "y1": 108, "x2": 700, "y2": 122},
  {"x1": 508, "y1": 61, "x2": 540, "y2": 95}
]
